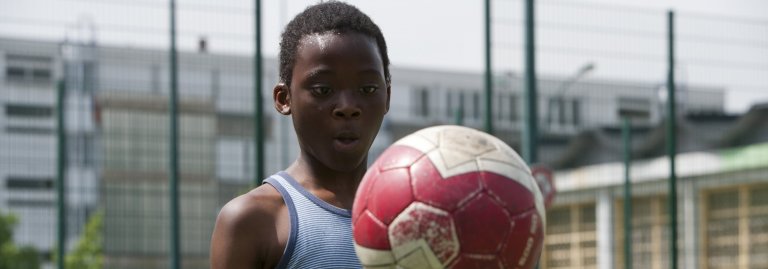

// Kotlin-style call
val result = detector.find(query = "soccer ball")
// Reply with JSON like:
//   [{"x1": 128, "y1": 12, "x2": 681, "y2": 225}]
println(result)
[{"x1": 352, "y1": 125, "x2": 545, "y2": 269}]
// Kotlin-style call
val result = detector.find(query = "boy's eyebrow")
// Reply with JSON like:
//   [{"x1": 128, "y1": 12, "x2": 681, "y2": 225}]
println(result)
[
  {"x1": 358, "y1": 68, "x2": 383, "y2": 76},
  {"x1": 304, "y1": 68, "x2": 334, "y2": 79},
  {"x1": 304, "y1": 68, "x2": 384, "y2": 79}
]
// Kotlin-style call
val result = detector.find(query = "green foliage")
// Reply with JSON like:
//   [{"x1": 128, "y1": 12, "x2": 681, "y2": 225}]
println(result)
[
  {"x1": 0, "y1": 213, "x2": 14, "y2": 246},
  {"x1": 53, "y1": 210, "x2": 104, "y2": 269},
  {"x1": 66, "y1": 210, "x2": 104, "y2": 269},
  {"x1": 0, "y1": 211, "x2": 41, "y2": 269}
]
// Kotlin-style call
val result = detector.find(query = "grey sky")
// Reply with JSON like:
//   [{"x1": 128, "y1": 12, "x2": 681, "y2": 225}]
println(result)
[{"x1": 2, "y1": 0, "x2": 766, "y2": 112}]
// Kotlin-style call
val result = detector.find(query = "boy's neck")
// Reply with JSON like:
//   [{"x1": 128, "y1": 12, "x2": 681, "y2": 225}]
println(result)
[{"x1": 284, "y1": 153, "x2": 367, "y2": 209}]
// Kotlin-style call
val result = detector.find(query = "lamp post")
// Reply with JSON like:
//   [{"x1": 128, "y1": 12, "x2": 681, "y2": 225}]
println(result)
[
  {"x1": 547, "y1": 63, "x2": 595, "y2": 131},
  {"x1": 618, "y1": 106, "x2": 650, "y2": 269}
]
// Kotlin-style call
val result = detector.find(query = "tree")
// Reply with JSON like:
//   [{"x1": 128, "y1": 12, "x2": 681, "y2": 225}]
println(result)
[
  {"x1": 65, "y1": 210, "x2": 103, "y2": 269},
  {"x1": 52, "y1": 210, "x2": 104, "y2": 269},
  {"x1": 0, "y1": 211, "x2": 41, "y2": 269}
]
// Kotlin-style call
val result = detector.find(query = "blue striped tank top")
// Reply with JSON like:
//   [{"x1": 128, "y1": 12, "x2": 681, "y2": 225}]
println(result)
[{"x1": 264, "y1": 172, "x2": 362, "y2": 269}]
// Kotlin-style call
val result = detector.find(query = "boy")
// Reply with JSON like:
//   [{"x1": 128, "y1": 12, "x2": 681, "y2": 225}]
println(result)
[{"x1": 210, "y1": 2, "x2": 391, "y2": 268}]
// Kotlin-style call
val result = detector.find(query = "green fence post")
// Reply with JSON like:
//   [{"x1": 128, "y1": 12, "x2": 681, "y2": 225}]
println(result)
[
  {"x1": 484, "y1": 0, "x2": 493, "y2": 135},
  {"x1": 168, "y1": 0, "x2": 180, "y2": 268},
  {"x1": 56, "y1": 79, "x2": 67, "y2": 269},
  {"x1": 523, "y1": 1, "x2": 540, "y2": 267},
  {"x1": 254, "y1": 0, "x2": 265, "y2": 186},
  {"x1": 523, "y1": 0, "x2": 538, "y2": 165},
  {"x1": 666, "y1": 10, "x2": 679, "y2": 269}
]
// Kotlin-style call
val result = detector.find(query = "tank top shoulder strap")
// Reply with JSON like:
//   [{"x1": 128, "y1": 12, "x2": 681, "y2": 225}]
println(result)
[
  {"x1": 263, "y1": 174, "x2": 298, "y2": 269},
  {"x1": 262, "y1": 172, "x2": 361, "y2": 268}
]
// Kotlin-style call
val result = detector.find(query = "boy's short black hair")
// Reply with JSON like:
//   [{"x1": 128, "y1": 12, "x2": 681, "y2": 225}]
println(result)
[{"x1": 279, "y1": 1, "x2": 390, "y2": 86}]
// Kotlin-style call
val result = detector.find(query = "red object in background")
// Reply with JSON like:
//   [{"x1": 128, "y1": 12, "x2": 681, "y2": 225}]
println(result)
[
  {"x1": 531, "y1": 165, "x2": 556, "y2": 209},
  {"x1": 352, "y1": 125, "x2": 545, "y2": 269}
]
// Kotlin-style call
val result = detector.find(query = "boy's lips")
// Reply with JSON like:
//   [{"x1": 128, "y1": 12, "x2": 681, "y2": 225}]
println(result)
[
  {"x1": 333, "y1": 131, "x2": 361, "y2": 151},
  {"x1": 334, "y1": 131, "x2": 359, "y2": 140}
]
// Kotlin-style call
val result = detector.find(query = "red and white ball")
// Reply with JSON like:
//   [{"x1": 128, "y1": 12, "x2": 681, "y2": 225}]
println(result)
[{"x1": 352, "y1": 125, "x2": 545, "y2": 269}]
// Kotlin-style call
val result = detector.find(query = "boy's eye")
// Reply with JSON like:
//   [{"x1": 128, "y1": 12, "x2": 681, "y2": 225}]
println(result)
[
  {"x1": 360, "y1": 86, "x2": 378, "y2": 94},
  {"x1": 311, "y1": 86, "x2": 332, "y2": 96}
]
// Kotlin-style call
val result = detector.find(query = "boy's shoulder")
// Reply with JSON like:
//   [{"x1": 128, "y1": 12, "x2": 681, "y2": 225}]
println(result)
[
  {"x1": 211, "y1": 184, "x2": 288, "y2": 268},
  {"x1": 217, "y1": 184, "x2": 285, "y2": 231}
]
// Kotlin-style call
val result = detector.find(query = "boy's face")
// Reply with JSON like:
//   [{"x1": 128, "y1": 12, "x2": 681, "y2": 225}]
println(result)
[{"x1": 275, "y1": 31, "x2": 390, "y2": 172}]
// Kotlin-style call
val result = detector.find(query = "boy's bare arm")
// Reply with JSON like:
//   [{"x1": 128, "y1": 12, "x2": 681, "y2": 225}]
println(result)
[{"x1": 210, "y1": 186, "x2": 286, "y2": 269}]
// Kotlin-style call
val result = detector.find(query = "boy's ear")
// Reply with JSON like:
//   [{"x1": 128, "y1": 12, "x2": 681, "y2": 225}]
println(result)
[
  {"x1": 274, "y1": 83, "x2": 291, "y2": 115},
  {"x1": 385, "y1": 83, "x2": 391, "y2": 114}
]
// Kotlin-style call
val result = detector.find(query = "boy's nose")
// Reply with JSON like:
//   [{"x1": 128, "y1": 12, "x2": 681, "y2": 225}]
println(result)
[{"x1": 333, "y1": 93, "x2": 362, "y2": 119}]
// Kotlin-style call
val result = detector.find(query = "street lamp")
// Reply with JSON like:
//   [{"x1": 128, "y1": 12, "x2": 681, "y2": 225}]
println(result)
[
  {"x1": 556, "y1": 63, "x2": 595, "y2": 97},
  {"x1": 547, "y1": 62, "x2": 596, "y2": 131},
  {"x1": 618, "y1": 105, "x2": 650, "y2": 269}
]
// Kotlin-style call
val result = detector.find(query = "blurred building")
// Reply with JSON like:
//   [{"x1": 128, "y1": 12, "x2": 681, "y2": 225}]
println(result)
[
  {"x1": 0, "y1": 38, "x2": 98, "y2": 261},
  {"x1": 1, "y1": 36, "x2": 756, "y2": 269},
  {"x1": 540, "y1": 105, "x2": 768, "y2": 269}
]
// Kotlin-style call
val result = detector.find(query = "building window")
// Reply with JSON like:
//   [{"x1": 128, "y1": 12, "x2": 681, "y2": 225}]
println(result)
[
  {"x1": 446, "y1": 91, "x2": 453, "y2": 118},
  {"x1": 614, "y1": 196, "x2": 674, "y2": 269},
  {"x1": 547, "y1": 97, "x2": 582, "y2": 129},
  {"x1": 421, "y1": 88, "x2": 430, "y2": 117},
  {"x1": 102, "y1": 110, "x2": 214, "y2": 176},
  {"x1": 5, "y1": 104, "x2": 53, "y2": 118},
  {"x1": 472, "y1": 92, "x2": 480, "y2": 119},
  {"x1": 413, "y1": 87, "x2": 430, "y2": 117},
  {"x1": 5, "y1": 126, "x2": 54, "y2": 135},
  {"x1": 151, "y1": 64, "x2": 161, "y2": 93},
  {"x1": 547, "y1": 97, "x2": 559, "y2": 128},
  {"x1": 572, "y1": 99, "x2": 581, "y2": 127},
  {"x1": 496, "y1": 93, "x2": 505, "y2": 121},
  {"x1": 69, "y1": 134, "x2": 96, "y2": 168},
  {"x1": 7, "y1": 199, "x2": 55, "y2": 207},
  {"x1": 495, "y1": 93, "x2": 520, "y2": 122},
  {"x1": 453, "y1": 91, "x2": 465, "y2": 122},
  {"x1": 63, "y1": 60, "x2": 97, "y2": 93},
  {"x1": 558, "y1": 98, "x2": 567, "y2": 126},
  {"x1": 542, "y1": 203, "x2": 597, "y2": 269},
  {"x1": 510, "y1": 94, "x2": 519, "y2": 122},
  {"x1": 704, "y1": 185, "x2": 768, "y2": 269},
  {"x1": 618, "y1": 97, "x2": 651, "y2": 124},
  {"x1": 6, "y1": 66, "x2": 25, "y2": 78},
  {"x1": 82, "y1": 62, "x2": 96, "y2": 93},
  {"x1": 6, "y1": 176, "x2": 54, "y2": 190},
  {"x1": 5, "y1": 54, "x2": 53, "y2": 84},
  {"x1": 211, "y1": 69, "x2": 220, "y2": 100}
]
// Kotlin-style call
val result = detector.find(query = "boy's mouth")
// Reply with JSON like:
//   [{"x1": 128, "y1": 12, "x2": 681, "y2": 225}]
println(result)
[
  {"x1": 334, "y1": 132, "x2": 360, "y2": 150},
  {"x1": 336, "y1": 137, "x2": 358, "y2": 143}
]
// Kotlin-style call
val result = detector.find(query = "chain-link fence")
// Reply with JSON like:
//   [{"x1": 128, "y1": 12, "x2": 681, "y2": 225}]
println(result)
[
  {"x1": 0, "y1": 1, "x2": 766, "y2": 269},
  {"x1": 488, "y1": 1, "x2": 768, "y2": 269}
]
